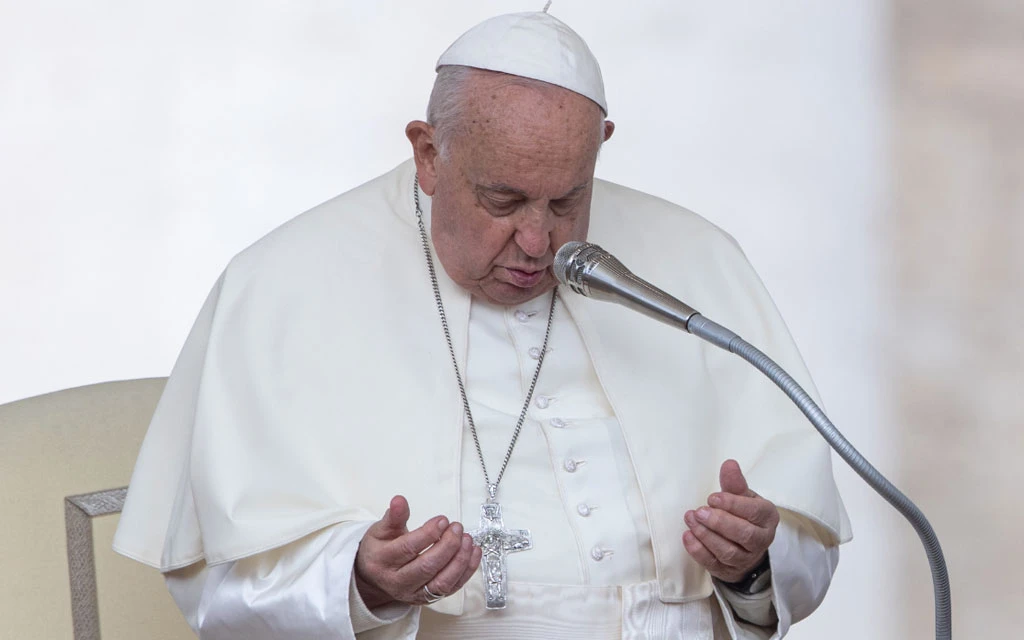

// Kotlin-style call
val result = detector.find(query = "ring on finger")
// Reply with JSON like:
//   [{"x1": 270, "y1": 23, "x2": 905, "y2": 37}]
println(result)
[{"x1": 422, "y1": 584, "x2": 445, "y2": 604}]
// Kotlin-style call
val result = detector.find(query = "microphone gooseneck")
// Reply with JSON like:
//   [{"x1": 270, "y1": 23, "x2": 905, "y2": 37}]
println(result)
[{"x1": 554, "y1": 241, "x2": 952, "y2": 640}]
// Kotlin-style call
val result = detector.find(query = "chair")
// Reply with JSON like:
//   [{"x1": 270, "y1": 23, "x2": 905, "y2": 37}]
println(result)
[{"x1": 0, "y1": 378, "x2": 194, "y2": 639}]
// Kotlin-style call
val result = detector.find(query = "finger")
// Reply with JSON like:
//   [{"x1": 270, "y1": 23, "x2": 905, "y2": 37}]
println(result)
[
  {"x1": 367, "y1": 495, "x2": 412, "y2": 540},
  {"x1": 376, "y1": 515, "x2": 450, "y2": 565},
  {"x1": 682, "y1": 530, "x2": 728, "y2": 575},
  {"x1": 425, "y1": 533, "x2": 475, "y2": 596},
  {"x1": 707, "y1": 493, "x2": 780, "y2": 529},
  {"x1": 719, "y1": 459, "x2": 755, "y2": 497},
  {"x1": 684, "y1": 510, "x2": 752, "y2": 569},
  {"x1": 396, "y1": 521, "x2": 465, "y2": 586},
  {"x1": 692, "y1": 506, "x2": 772, "y2": 554},
  {"x1": 451, "y1": 544, "x2": 483, "y2": 593}
]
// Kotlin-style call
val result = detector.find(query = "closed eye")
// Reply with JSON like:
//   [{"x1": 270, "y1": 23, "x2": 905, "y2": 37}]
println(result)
[
  {"x1": 551, "y1": 197, "x2": 581, "y2": 215},
  {"x1": 482, "y1": 195, "x2": 523, "y2": 216}
]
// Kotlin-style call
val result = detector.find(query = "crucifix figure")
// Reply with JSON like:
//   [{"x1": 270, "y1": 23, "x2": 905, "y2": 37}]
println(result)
[{"x1": 467, "y1": 501, "x2": 532, "y2": 610}]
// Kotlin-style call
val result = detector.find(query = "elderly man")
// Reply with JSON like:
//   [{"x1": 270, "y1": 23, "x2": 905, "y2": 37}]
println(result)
[{"x1": 114, "y1": 9, "x2": 849, "y2": 639}]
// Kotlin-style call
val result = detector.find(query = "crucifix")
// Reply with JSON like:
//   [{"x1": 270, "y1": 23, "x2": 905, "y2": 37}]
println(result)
[{"x1": 467, "y1": 501, "x2": 532, "y2": 610}]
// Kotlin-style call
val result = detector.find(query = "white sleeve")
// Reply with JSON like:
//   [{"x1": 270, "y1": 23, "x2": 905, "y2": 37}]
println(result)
[
  {"x1": 164, "y1": 522, "x2": 420, "y2": 639},
  {"x1": 712, "y1": 509, "x2": 840, "y2": 639}
]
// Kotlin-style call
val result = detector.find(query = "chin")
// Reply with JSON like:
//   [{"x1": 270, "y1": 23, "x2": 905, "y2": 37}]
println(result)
[{"x1": 481, "y1": 280, "x2": 555, "y2": 306}]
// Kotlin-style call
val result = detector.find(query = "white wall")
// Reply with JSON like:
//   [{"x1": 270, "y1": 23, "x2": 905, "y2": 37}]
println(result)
[{"x1": 0, "y1": 1, "x2": 899, "y2": 637}]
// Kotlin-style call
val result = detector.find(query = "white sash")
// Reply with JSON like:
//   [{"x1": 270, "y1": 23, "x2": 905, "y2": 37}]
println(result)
[{"x1": 417, "y1": 580, "x2": 725, "y2": 639}]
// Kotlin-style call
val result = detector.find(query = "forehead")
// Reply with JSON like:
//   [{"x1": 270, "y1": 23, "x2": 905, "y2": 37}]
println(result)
[
  {"x1": 462, "y1": 73, "x2": 602, "y2": 137},
  {"x1": 452, "y1": 74, "x2": 604, "y2": 195}
]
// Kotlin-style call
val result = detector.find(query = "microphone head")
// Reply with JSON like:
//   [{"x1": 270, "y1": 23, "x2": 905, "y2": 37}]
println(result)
[
  {"x1": 553, "y1": 241, "x2": 588, "y2": 287},
  {"x1": 554, "y1": 241, "x2": 613, "y2": 296},
  {"x1": 554, "y1": 240, "x2": 701, "y2": 328}
]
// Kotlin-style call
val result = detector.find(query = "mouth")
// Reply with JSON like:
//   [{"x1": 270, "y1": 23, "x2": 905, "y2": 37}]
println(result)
[{"x1": 505, "y1": 267, "x2": 547, "y2": 288}]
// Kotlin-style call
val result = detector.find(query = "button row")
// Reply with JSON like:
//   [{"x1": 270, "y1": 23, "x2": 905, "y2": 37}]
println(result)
[
  {"x1": 512, "y1": 304, "x2": 610, "y2": 566},
  {"x1": 561, "y1": 449, "x2": 606, "y2": 563}
]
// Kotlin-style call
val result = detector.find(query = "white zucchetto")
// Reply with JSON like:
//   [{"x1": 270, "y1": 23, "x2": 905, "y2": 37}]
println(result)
[{"x1": 436, "y1": 10, "x2": 608, "y2": 115}]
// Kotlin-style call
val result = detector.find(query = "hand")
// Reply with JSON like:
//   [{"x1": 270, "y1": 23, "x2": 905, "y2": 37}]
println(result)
[
  {"x1": 682, "y1": 459, "x2": 780, "y2": 584},
  {"x1": 354, "y1": 495, "x2": 482, "y2": 609}
]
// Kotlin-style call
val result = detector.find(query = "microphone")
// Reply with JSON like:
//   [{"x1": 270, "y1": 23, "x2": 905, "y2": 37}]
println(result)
[
  {"x1": 552, "y1": 241, "x2": 735, "y2": 348},
  {"x1": 553, "y1": 241, "x2": 951, "y2": 640},
  {"x1": 552, "y1": 241, "x2": 699, "y2": 330}
]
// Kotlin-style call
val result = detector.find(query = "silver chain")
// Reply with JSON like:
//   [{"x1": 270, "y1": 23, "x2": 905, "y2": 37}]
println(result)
[{"x1": 414, "y1": 176, "x2": 557, "y2": 500}]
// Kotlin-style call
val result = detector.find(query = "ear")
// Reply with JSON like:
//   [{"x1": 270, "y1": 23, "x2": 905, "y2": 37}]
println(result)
[
  {"x1": 406, "y1": 120, "x2": 440, "y2": 196},
  {"x1": 603, "y1": 120, "x2": 616, "y2": 142}
]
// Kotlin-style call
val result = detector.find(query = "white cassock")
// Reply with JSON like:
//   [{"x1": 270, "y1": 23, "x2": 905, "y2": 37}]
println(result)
[{"x1": 114, "y1": 160, "x2": 851, "y2": 639}]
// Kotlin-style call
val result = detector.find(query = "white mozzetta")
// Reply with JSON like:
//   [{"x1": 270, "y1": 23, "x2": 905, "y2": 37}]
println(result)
[{"x1": 115, "y1": 160, "x2": 850, "y2": 618}]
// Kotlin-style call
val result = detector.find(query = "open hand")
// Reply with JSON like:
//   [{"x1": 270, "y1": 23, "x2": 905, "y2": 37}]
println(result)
[
  {"x1": 354, "y1": 495, "x2": 482, "y2": 608},
  {"x1": 682, "y1": 459, "x2": 779, "y2": 583}
]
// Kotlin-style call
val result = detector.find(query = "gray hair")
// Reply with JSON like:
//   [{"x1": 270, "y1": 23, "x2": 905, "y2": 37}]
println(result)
[{"x1": 426, "y1": 65, "x2": 606, "y2": 158}]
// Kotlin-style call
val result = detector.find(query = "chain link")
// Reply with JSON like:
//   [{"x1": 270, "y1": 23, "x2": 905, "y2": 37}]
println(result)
[{"x1": 414, "y1": 176, "x2": 557, "y2": 498}]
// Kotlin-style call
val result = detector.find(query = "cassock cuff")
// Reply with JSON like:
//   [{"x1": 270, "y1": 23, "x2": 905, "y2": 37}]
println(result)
[
  {"x1": 349, "y1": 571, "x2": 415, "y2": 634},
  {"x1": 715, "y1": 579, "x2": 778, "y2": 628}
]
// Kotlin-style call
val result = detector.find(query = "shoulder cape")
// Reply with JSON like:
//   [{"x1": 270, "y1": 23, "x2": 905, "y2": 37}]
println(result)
[{"x1": 114, "y1": 160, "x2": 851, "y2": 614}]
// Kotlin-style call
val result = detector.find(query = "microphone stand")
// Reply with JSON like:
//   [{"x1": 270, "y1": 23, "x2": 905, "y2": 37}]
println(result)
[
  {"x1": 687, "y1": 313, "x2": 952, "y2": 640},
  {"x1": 555, "y1": 242, "x2": 952, "y2": 639}
]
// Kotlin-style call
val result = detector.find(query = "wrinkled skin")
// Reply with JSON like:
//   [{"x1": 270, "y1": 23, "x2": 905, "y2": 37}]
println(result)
[
  {"x1": 408, "y1": 71, "x2": 614, "y2": 306},
  {"x1": 683, "y1": 460, "x2": 780, "y2": 584},
  {"x1": 354, "y1": 495, "x2": 480, "y2": 608}
]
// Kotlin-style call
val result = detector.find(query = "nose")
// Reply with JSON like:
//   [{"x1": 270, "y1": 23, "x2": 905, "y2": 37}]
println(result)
[{"x1": 514, "y1": 207, "x2": 553, "y2": 259}]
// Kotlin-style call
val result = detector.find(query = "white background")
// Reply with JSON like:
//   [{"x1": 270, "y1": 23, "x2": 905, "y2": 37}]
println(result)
[{"x1": 0, "y1": 1, "x2": 900, "y2": 637}]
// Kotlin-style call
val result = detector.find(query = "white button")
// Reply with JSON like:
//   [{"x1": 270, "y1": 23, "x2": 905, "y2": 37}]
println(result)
[
  {"x1": 590, "y1": 547, "x2": 605, "y2": 561},
  {"x1": 528, "y1": 347, "x2": 542, "y2": 360},
  {"x1": 515, "y1": 310, "x2": 530, "y2": 323},
  {"x1": 550, "y1": 418, "x2": 567, "y2": 429},
  {"x1": 563, "y1": 459, "x2": 579, "y2": 473},
  {"x1": 576, "y1": 503, "x2": 592, "y2": 517},
  {"x1": 535, "y1": 396, "x2": 550, "y2": 409}
]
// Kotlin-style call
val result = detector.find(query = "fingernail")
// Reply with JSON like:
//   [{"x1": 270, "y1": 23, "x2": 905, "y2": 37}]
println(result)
[
  {"x1": 708, "y1": 494, "x2": 722, "y2": 507},
  {"x1": 683, "y1": 511, "x2": 694, "y2": 527},
  {"x1": 696, "y1": 507, "x2": 711, "y2": 521},
  {"x1": 438, "y1": 517, "x2": 449, "y2": 531},
  {"x1": 462, "y1": 536, "x2": 471, "y2": 550},
  {"x1": 451, "y1": 522, "x2": 463, "y2": 536}
]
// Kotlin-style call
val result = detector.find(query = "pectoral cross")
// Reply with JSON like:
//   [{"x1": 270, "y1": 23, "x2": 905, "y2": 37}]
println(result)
[{"x1": 467, "y1": 501, "x2": 532, "y2": 610}]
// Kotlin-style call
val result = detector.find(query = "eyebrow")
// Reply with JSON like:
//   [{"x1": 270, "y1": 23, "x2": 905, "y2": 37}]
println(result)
[{"x1": 479, "y1": 182, "x2": 589, "y2": 200}]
